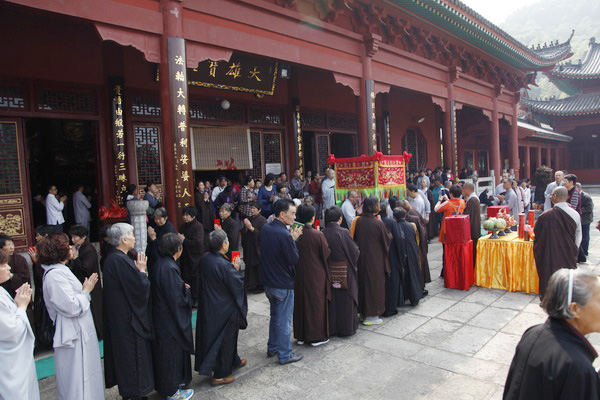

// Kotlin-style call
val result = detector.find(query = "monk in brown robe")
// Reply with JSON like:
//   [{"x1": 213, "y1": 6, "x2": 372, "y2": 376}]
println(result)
[
  {"x1": 241, "y1": 201, "x2": 267, "y2": 293},
  {"x1": 399, "y1": 200, "x2": 431, "y2": 285},
  {"x1": 293, "y1": 204, "x2": 331, "y2": 346},
  {"x1": 462, "y1": 183, "x2": 481, "y2": 265},
  {"x1": 534, "y1": 187, "x2": 582, "y2": 297},
  {"x1": 353, "y1": 197, "x2": 392, "y2": 325},
  {"x1": 179, "y1": 206, "x2": 204, "y2": 306},
  {"x1": 322, "y1": 206, "x2": 360, "y2": 337}
]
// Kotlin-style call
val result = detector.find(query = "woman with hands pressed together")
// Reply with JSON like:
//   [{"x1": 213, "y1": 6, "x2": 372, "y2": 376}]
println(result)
[
  {"x1": 0, "y1": 248, "x2": 40, "y2": 400},
  {"x1": 40, "y1": 233, "x2": 104, "y2": 399}
]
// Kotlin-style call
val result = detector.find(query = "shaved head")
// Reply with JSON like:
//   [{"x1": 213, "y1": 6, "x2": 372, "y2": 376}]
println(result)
[
  {"x1": 399, "y1": 199, "x2": 411, "y2": 211},
  {"x1": 552, "y1": 186, "x2": 568, "y2": 203}
]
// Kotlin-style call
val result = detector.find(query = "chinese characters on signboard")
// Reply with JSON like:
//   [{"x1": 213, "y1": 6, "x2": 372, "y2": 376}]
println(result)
[
  {"x1": 111, "y1": 81, "x2": 127, "y2": 205},
  {"x1": 365, "y1": 80, "x2": 377, "y2": 154},
  {"x1": 188, "y1": 55, "x2": 278, "y2": 96},
  {"x1": 168, "y1": 38, "x2": 194, "y2": 210},
  {"x1": 293, "y1": 104, "x2": 303, "y2": 176}
]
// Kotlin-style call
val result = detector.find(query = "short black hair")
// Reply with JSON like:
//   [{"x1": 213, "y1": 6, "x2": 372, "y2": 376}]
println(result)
[
  {"x1": 265, "y1": 173, "x2": 276, "y2": 186},
  {"x1": 296, "y1": 204, "x2": 315, "y2": 224},
  {"x1": 389, "y1": 196, "x2": 398, "y2": 211},
  {"x1": 243, "y1": 175, "x2": 254, "y2": 186},
  {"x1": 69, "y1": 224, "x2": 89, "y2": 238},
  {"x1": 564, "y1": 174, "x2": 577, "y2": 184},
  {"x1": 158, "y1": 233, "x2": 183, "y2": 257},
  {"x1": 393, "y1": 207, "x2": 406, "y2": 221},
  {"x1": 126, "y1": 184, "x2": 137, "y2": 195},
  {"x1": 145, "y1": 182, "x2": 156, "y2": 191},
  {"x1": 251, "y1": 200, "x2": 262, "y2": 210},
  {"x1": 0, "y1": 234, "x2": 12, "y2": 249},
  {"x1": 406, "y1": 183, "x2": 418, "y2": 193},
  {"x1": 325, "y1": 206, "x2": 343, "y2": 227},
  {"x1": 182, "y1": 206, "x2": 197, "y2": 218},
  {"x1": 276, "y1": 181, "x2": 287, "y2": 194},
  {"x1": 273, "y1": 198, "x2": 295, "y2": 218},
  {"x1": 449, "y1": 184, "x2": 462, "y2": 198},
  {"x1": 35, "y1": 225, "x2": 52, "y2": 237},
  {"x1": 362, "y1": 196, "x2": 380, "y2": 214}
]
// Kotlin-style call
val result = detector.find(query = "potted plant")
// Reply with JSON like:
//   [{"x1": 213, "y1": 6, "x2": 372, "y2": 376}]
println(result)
[{"x1": 532, "y1": 166, "x2": 553, "y2": 204}]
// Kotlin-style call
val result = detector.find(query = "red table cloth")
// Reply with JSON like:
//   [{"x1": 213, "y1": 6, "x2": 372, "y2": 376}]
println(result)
[
  {"x1": 444, "y1": 215, "x2": 471, "y2": 244},
  {"x1": 444, "y1": 240, "x2": 474, "y2": 290}
]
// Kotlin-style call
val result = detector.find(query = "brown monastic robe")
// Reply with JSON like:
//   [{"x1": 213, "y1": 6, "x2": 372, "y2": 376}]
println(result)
[
  {"x1": 534, "y1": 206, "x2": 578, "y2": 297},
  {"x1": 241, "y1": 214, "x2": 267, "y2": 290},
  {"x1": 464, "y1": 195, "x2": 481, "y2": 265},
  {"x1": 179, "y1": 218, "x2": 204, "y2": 303},
  {"x1": 406, "y1": 208, "x2": 431, "y2": 284},
  {"x1": 425, "y1": 189, "x2": 438, "y2": 239},
  {"x1": 354, "y1": 214, "x2": 392, "y2": 317},
  {"x1": 322, "y1": 222, "x2": 360, "y2": 337},
  {"x1": 71, "y1": 240, "x2": 103, "y2": 339},
  {"x1": 293, "y1": 225, "x2": 331, "y2": 342}
]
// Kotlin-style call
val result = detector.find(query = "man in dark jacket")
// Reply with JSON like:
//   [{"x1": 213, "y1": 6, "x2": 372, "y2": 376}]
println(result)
[
  {"x1": 260, "y1": 199, "x2": 303, "y2": 365},
  {"x1": 577, "y1": 183, "x2": 594, "y2": 263}
]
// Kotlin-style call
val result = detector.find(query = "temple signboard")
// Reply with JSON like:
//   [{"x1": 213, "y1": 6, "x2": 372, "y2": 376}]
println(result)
[{"x1": 188, "y1": 55, "x2": 278, "y2": 96}]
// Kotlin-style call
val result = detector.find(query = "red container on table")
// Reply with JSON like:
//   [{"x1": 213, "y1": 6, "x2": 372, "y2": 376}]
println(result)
[
  {"x1": 518, "y1": 213, "x2": 525, "y2": 239},
  {"x1": 528, "y1": 210, "x2": 535, "y2": 229},
  {"x1": 444, "y1": 215, "x2": 471, "y2": 244},
  {"x1": 487, "y1": 205, "x2": 509, "y2": 218},
  {"x1": 444, "y1": 240, "x2": 474, "y2": 290},
  {"x1": 231, "y1": 251, "x2": 240, "y2": 263}
]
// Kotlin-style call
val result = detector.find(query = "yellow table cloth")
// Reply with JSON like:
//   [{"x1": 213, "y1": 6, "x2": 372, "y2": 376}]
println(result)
[{"x1": 475, "y1": 232, "x2": 539, "y2": 294}]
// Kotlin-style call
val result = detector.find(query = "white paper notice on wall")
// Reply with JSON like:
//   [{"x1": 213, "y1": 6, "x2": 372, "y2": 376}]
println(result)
[{"x1": 265, "y1": 163, "x2": 282, "y2": 175}]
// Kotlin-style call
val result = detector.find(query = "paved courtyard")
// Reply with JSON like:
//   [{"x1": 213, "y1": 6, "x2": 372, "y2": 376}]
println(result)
[{"x1": 40, "y1": 189, "x2": 600, "y2": 400}]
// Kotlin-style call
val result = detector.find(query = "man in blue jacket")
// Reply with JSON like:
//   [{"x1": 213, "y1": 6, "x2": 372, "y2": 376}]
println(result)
[{"x1": 260, "y1": 199, "x2": 303, "y2": 365}]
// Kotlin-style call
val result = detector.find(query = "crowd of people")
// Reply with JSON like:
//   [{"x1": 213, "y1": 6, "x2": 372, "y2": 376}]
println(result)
[{"x1": 0, "y1": 165, "x2": 598, "y2": 399}]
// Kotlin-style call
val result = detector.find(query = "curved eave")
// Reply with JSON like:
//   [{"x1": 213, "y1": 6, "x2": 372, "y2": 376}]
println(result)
[
  {"x1": 522, "y1": 102, "x2": 600, "y2": 117},
  {"x1": 518, "y1": 121, "x2": 572, "y2": 142},
  {"x1": 390, "y1": 0, "x2": 572, "y2": 70}
]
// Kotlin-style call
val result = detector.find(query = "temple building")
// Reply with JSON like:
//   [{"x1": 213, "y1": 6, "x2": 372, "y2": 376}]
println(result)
[
  {"x1": 521, "y1": 37, "x2": 600, "y2": 183},
  {"x1": 0, "y1": 0, "x2": 573, "y2": 249}
]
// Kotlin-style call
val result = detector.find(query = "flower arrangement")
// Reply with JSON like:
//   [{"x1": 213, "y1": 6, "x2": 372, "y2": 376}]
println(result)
[{"x1": 496, "y1": 208, "x2": 517, "y2": 233}]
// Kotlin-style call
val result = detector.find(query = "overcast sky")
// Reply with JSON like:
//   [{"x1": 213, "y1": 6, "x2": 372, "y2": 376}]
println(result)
[{"x1": 459, "y1": 0, "x2": 541, "y2": 25}]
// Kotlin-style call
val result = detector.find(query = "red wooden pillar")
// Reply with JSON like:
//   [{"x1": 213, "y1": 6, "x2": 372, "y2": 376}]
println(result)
[
  {"x1": 524, "y1": 145, "x2": 531, "y2": 179},
  {"x1": 490, "y1": 88, "x2": 501, "y2": 183},
  {"x1": 159, "y1": 0, "x2": 194, "y2": 226},
  {"x1": 510, "y1": 93, "x2": 520, "y2": 179},
  {"x1": 536, "y1": 146, "x2": 542, "y2": 169},
  {"x1": 547, "y1": 146, "x2": 552, "y2": 170},
  {"x1": 442, "y1": 67, "x2": 459, "y2": 169},
  {"x1": 358, "y1": 34, "x2": 380, "y2": 156}
]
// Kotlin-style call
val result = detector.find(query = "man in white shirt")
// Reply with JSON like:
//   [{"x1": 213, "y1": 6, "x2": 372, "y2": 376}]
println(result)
[
  {"x1": 321, "y1": 168, "x2": 336, "y2": 209},
  {"x1": 544, "y1": 170, "x2": 564, "y2": 211},
  {"x1": 406, "y1": 184, "x2": 428, "y2": 222},
  {"x1": 416, "y1": 170, "x2": 430, "y2": 190},
  {"x1": 211, "y1": 177, "x2": 227, "y2": 202},
  {"x1": 341, "y1": 190, "x2": 360, "y2": 229},
  {"x1": 45, "y1": 185, "x2": 66, "y2": 233},
  {"x1": 73, "y1": 185, "x2": 92, "y2": 231}
]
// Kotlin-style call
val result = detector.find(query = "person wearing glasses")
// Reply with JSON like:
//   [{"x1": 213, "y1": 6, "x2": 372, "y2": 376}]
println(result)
[{"x1": 504, "y1": 268, "x2": 600, "y2": 399}]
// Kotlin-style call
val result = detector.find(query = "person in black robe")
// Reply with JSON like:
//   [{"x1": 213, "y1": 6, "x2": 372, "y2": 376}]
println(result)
[
  {"x1": 0, "y1": 234, "x2": 33, "y2": 326},
  {"x1": 195, "y1": 181, "x2": 215, "y2": 251},
  {"x1": 504, "y1": 268, "x2": 600, "y2": 400},
  {"x1": 322, "y1": 206, "x2": 360, "y2": 337},
  {"x1": 150, "y1": 233, "x2": 194, "y2": 400},
  {"x1": 195, "y1": 230, "x2": 247, "y2": 386},
  {"x1": 103, "y1": 223, "x2": 154, "y2": 399},
  {"x1": 178, "y1": 206, "x2": 204, "y2": 306},
  {"x1": 385, "y1": 208, "x2": 423, "y2": 316},
  {"x1": 400, "y1": 200, "x2": 431, "y2": 286},
  {"x1": 146, "y1": 207, "x2": 177, "y2": 273},
  {"x1": 216, "y1": 203, "x2": 239, "y2": 260},
  {"x1": 69, "y1": 224, "x2": 103, "y2": 339},
  {"x1": 241, "y1": 201, "x2": 267, "y2": 293}
]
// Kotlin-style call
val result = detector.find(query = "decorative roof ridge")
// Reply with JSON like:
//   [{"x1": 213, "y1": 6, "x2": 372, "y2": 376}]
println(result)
[
  {"x1": 440, "y1": 0, "x2": 573, "y2": 63},
  {"x1": 529, "y1": 30, "x2": 575, "y2": 53},
  {"x1": 548, "y1": 37, "x2": 600, "y2": 79},
  {"x1": 521, "y1": 91, "x2": 600, "y2": 117}
]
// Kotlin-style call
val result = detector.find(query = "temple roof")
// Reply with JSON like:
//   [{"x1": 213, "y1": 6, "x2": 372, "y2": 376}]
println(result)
[
  {"x1": 517, "y1": 120, "x2": 573, "y2": 142},
  {"x1": 391, "y1": 0, "x2": 573, "y2": 70},
  {"x1": 521, "y1": 92, "x2": 600, "y2": 117},
  {"x1": 547, "y1": 38, "x2": 600, "y2": 80}
]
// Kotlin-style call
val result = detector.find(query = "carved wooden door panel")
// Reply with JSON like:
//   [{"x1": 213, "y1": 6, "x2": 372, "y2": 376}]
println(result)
[
  {"x1": 315, "y1": 133, "x2": 330, "y2": 175},
  {"x1": 0, "y1": 119, "x2": 32, "y2": 250}
]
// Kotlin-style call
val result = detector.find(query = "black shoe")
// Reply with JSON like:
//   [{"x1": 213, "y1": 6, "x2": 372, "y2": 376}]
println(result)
[
  {"x1": 267, "y1": 351, "x2": 276, "y2": 357},
  {"x1": 422, "y1": 290, "x2": 429, "y2": 297},
  {"x1": 279, "y1": 353, "x2": 303, "y2": 365},
  {"x1": 382, "y1": 310, "x2": 398, "y2": 317}
]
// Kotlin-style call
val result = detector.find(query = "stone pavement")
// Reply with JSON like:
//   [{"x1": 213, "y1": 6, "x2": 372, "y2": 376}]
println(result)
[{"x1": 40, "y1": 189, "x2": 600, "y2": 400}]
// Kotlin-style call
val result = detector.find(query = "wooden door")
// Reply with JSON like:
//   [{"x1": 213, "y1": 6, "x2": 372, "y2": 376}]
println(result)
[
  {"x1": 0, "y1": 119, "x2": 32, "y2": 250},
  {"x1": 315, "y1": 133, "x2": 330, "y2": 175}
]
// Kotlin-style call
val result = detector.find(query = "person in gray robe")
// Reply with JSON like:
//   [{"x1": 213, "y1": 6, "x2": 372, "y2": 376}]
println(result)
[
  {"x1": 40, "y1": 233, "x2": 104, "y2": 400},
  {"x1": 0, "y1": 249, "x2": 40, "y2": 400}
]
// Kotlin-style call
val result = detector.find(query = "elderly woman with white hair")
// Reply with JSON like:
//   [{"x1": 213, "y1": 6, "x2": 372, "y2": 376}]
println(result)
[
  {"x1": 504, "y1": 268, "x2": 600, "y2": 400},
  {"x1": 102, "y1": 223, "x2": 154, "y2": 400}
]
